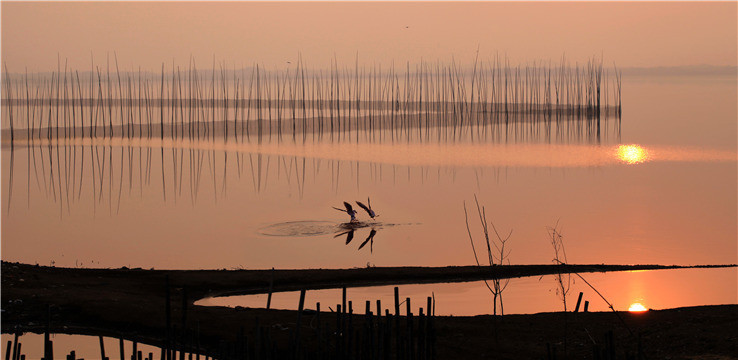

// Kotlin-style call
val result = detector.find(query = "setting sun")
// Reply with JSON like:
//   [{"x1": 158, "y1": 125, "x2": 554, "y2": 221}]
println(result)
[
  {"x1": 617, "y1": 145, "x2": 650, "y2": 164},
  {"x1": 1, "y1": 1, "x2": 736, "y2": 358}
]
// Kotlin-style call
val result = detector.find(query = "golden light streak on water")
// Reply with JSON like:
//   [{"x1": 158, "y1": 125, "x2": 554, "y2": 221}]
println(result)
[
  {"x1": 5, "y1": 138, "x2": 734, "y2": 169},
  {"x1": 617, "y1": 145, "x2": 650, "y2": 164}
]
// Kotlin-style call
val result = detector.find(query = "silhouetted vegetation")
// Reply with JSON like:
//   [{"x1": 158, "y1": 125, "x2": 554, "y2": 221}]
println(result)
[{"x1": 2, "y1": 54, "x2": 622, "y2": 144}]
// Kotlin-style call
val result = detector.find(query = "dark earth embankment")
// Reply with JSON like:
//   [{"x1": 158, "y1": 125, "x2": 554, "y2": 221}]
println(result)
[{"x1": 2, "y1": 262, "x2": 736, "y2": 359}]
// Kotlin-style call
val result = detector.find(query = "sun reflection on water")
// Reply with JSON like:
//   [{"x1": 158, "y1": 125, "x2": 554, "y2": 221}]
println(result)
[{"x1": 617, "y1": 144, "x2": 650, "y2": 164}]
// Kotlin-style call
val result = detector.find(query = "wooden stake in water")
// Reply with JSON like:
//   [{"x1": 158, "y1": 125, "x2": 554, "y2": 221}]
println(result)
[
  {"x1": 165, "y1": 275, "x2": 171, "y2": 360},
  {"x1": 97, "y1": 336, "x2": 106, "y2": 360},
  {"x1": 394, "y1": 286, "x2": 400, "y2": 359},
  {"x1": 266, "y1": 267, "x2": 274, "y2": 309},
  {"x1": 294, "y1": 289, "x2": 306, "y2": 358},
  {"x1": 574, "y1": 292, "x2": 584, "y2": 312},
  {"x1": 11, "y1": 332, "x2": 18, "y2": 360},
  {"x1": 342, "y1": 286, "x2": 347, "y2": 317}
]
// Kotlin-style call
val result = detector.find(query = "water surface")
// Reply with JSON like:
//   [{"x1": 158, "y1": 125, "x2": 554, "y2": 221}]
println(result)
[{"x1": 2, "y1": 73, "x2": 736, "y2": 314}]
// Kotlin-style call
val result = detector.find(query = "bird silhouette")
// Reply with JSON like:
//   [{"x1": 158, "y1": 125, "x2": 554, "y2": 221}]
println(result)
[
  {"x1": 356, "y1": 198, "x2": 377, "y2": 219},
  {"x1": 358, "y1": 229, "x2": 378, "y2": 252},
  {"x1": 333, "y1": 201, "x2": 358, "y2": 222},
  {"x1": 334, "y1": 229, "x2": 356, "y2": 244}
]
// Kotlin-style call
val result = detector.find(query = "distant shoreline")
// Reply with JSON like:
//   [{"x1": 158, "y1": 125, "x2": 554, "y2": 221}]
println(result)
[
  {"x1": 620, "y1": 65, "x2": 737, "y2": 77},
  {"x1": 4, "y1": 261, "x2": 734, "y2": 300},
  {"x1": 2, "y1": 65, "x2": 736, "y2": 78}
]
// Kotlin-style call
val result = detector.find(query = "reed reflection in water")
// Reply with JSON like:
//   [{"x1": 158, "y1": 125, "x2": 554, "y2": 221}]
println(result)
[
  {"x1": 2, "y1": 142, "x2": 515, "y2": 218},
  {"x1": 3, "y1": 133, "x2": 735, "y2": 270},
  {"x1": 5, "y1": 138, "x2": 736, "y2": 219},
  {"x1": 1, "y1": 108, "x2": 627, "y2": 218}
]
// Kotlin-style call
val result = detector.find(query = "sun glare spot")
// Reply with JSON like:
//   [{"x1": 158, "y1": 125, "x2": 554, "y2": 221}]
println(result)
[
  {"x1": 617, "y1": 145, "x2": 650, "y2": 164},
  {"x1": 628, "y1": 303, "x2": 648, "y2": 312}
]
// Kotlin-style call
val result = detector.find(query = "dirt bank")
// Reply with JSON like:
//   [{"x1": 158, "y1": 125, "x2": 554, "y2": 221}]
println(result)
[{"x1": 2, "y1": 262, "x2": 736, "y2": 359}]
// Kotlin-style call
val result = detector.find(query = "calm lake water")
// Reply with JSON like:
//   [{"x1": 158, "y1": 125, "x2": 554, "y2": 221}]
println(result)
[{"x1": 2, "y1": 73, "x2": 736, "y2": 314}]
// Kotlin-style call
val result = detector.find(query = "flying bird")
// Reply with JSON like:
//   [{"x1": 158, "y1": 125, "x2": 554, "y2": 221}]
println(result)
[
  {"x1": 333, "y1": 201, "x2": 358, "y2": 222},
  {"x1": 356, "y1": 198, "x2": 377, "y2": 219}
]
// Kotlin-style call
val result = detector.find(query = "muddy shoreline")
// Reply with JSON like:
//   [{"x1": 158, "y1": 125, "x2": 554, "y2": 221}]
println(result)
[{"x1": 2, "y1": 261, "x2": 736, "y2": 359}]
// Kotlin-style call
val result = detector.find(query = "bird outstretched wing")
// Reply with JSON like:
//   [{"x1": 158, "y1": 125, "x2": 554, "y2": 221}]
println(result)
[
  {"x1": 356, "y1": 201, "x2": 371, "y2": 214},
  {"x1": 343, "y1": 201, "x2": 354, "y2": 213},
  {"x1": 332, "y1": 206, "x2": 346, "y2": 213}
]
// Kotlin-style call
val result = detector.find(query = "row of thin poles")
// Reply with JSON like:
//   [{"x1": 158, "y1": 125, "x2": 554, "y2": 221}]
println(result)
[
  {"x1": 160, "y1": 283, "x2": 437, "y2": 360},
  {"x1": 3, "y1": 286, "x2": 437, "y2": 360},
  {"x1": 2, "y1": 54, "x2": 622, "y2": 143},
  {"x1": 4, "y1": 328, "x2": 210, "y2": 360}
]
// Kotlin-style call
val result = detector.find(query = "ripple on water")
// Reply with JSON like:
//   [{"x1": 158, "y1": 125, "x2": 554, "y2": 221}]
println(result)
[
  {"x1": 257, "y1": 221, "x2": 343, "y2": 237},
  {"x1": 257, "y1": 220, "x2": 406, "y2": 237}
]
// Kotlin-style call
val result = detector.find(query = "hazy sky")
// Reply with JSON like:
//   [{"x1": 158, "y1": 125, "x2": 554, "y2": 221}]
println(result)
[{"x1": 2, "y1": 1, "x2": 736, "y2": 72}]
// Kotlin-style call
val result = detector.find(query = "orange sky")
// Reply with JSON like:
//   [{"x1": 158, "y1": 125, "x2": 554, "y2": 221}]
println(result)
[{"x1": 2, "y1": 1, "x2": 737, "y2": 72}]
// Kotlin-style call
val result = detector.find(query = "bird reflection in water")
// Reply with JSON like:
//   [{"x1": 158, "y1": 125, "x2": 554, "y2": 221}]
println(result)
[
  {"x1": 358, "y1": 229, "x2": 378, "y2": 252},
  {"x1": 335, "y1": 228, "x2": 379, "y2": 253},
  {"x1": 335, "y1": 228, "x2": 355, "y2": 244}
]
